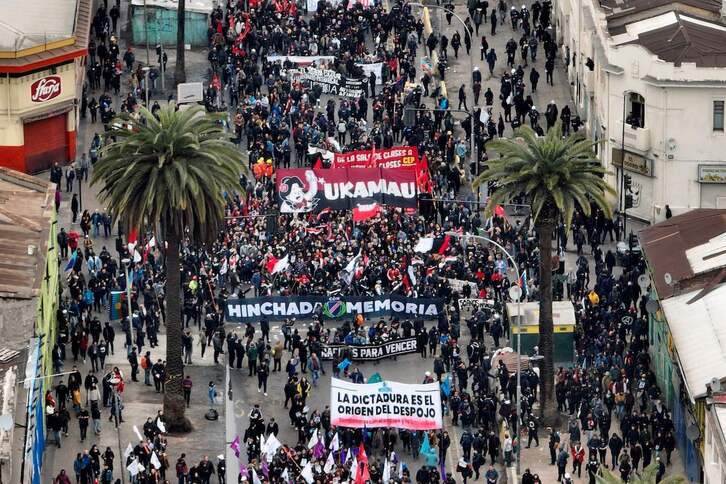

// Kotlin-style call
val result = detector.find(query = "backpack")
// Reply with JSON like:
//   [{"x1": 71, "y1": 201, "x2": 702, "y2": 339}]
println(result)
[{"x1": 141, "y1": 357, "x2": 149, "y2": 370}]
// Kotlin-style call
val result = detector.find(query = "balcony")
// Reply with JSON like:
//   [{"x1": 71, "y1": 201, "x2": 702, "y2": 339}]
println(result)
[{"x1": 614, "y1": 120, "x2": 651, "y2": 153}]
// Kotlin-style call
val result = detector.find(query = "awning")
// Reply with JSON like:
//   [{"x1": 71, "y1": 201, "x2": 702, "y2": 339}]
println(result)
[{"x1": 661, "y1": 283, "x2": 726, "y2": 401}]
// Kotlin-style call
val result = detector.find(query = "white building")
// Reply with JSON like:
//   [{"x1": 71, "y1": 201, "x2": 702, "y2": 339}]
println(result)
[{"x1": 554, "y1": 0, "x2": 726, "y2": 223}]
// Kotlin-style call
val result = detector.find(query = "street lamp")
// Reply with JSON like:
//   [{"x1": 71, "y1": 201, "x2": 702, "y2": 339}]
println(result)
[
  {"x1": 122, "y1": 257, "x2": 134, "y2": 343},
  {"x1": 142, "y1": 66, "x2": 151, "y2": 106},
  {"x1": 446, "y1": 231, "x2": 523, "y2": 476}
]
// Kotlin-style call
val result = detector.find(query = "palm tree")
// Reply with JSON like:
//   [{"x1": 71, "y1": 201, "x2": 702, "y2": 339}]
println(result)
[
  {"x1": 175, "y1": 0, "x2": 186, "y2": 83},
  {"x1": 596, "y1": 462, "x2": 685, "y2": 483},
  {"x1": 92, "y1": 104, "x2": 243, "y2": 431},
  {"x1": 473, "y1": 122, "x2": 615, "y2": 421}
]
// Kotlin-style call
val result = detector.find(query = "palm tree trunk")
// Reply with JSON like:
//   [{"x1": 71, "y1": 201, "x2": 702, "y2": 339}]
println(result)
[
  {"x1": 535, "y1": 207, "x2": 558, "y2": 425},
  {"x1": 175, "y1": 0, "x2": 186, "y2": 84},
  {"x1": 163, "y1": 226, "x2": 192, "y2": 432}
]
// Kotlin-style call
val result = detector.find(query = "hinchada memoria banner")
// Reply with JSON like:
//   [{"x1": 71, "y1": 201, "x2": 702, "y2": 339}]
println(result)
[
  {"x1": 320, "y1": 337, "x2": 419, "y2": 361},
  {"x1": 225, "y1": 295, "x2": 444, "y2": 323},
  {"x1": 276, "y1": 167, "x2": 417, "y2": 213},
  {"x1": 330, "y1": 378, "x2": 443, "y2": 430}
]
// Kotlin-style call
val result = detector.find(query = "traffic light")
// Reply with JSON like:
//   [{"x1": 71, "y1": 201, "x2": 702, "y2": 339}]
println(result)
[
  {"x1": 625, "y1": 193, "x2": 634, "y2": 209},
  {"x1": 624, "y1": 174, "x2": 633, "y2": 192}
]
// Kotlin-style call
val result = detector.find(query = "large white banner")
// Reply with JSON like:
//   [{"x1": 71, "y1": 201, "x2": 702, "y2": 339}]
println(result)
[
  {"x1": 356, "y1": 62, "x2": 383, "y2": 84},
  {"x1": 267, "y1": 55, "x2": 335, "y2": 66},
  {"x1": 330, "y1": 378, "x2": 442, "y2": 430}
]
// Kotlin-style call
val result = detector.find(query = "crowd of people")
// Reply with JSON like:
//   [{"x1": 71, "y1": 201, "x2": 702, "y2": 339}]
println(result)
[{"x1": 45, "y1": 0, "x2": 683, "y2": 482}]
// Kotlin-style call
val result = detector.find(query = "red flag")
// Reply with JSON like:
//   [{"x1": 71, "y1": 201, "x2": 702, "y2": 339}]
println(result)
[
  {"x1": 495, "y1": 205, "x2": 506, "y2": 217},
  {"x1": 127, "y1": 228, "x2": 138, "y2": 247},
  {"x1": 265, "y1": 255, "x2": 279, "y2": 273},
  {"x1": 316, "y1": 207, "x2": 332, "y2": 221},
  {"x1": 436, "y1": 234, "x2": 451, "y2": 255},
  {"x1": 355, "y1": 460, "x2": 370, "y2": 484},
  {"x1": 313, "y1": 157, "x2": 323, "y2": 170},
  {"x1": 416, "y1": 155, "x2": 433, "y2": 193},
  {"x1": 357, "y1": 443, "x2": 368, "y2": 465},
  {"x1": 352, "y1": 203, "x2": 381, "y2": 222}
]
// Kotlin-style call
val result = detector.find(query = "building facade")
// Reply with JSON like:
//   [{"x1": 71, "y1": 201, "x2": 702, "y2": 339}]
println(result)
[
  {"x1": 554, "y1": 0, "x2": 726, "y2": 224},
  {"x1": 0, "y1": 168, "x2": 60, "y2": 484},
  {"x1": 0, "y1": 0, "x2": 91, "y2": 174}
]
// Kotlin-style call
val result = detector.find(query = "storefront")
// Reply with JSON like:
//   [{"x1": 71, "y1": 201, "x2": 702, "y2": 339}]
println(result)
[
  {"x1": 0, "y1": 0, "x2": 91, "y2": 174},
  {"x1": 611, "y1": 148, "x2": 655, "y2": 221},
  {"x1": 698, "y1": 165, "x2": 726, "y2": 209}
]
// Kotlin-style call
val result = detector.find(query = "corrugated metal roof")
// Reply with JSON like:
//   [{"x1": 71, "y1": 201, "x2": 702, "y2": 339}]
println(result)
[
  {"x1": 661, "y1": 283, "x2": 726, "y2": 401},
  {"x1": 0, "y1": 0, "x2": 77, "y2": 51},
  {"x1": 0, "y1": 0, "x2": 90, "y2": 71},
  {"x1": 639, "y1": 209, "x2": 726, "y2": 299},
  {"x1": 0, "y1": 168, "x2": 55, "y2": 299}
]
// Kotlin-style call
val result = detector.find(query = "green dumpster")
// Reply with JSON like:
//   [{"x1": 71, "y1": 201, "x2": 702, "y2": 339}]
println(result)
[{"x1": 506, "y1": 301, "x2": 576, "y2": 364}]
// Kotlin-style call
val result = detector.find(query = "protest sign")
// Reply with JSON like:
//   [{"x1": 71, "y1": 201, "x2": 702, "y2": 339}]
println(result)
[
  {"x1": 276, "y1": 167, "x2": 417, "y2": 213},
  {"x1": 320, "y1": 337, "x2": 419, "y2": 361},
  {"x1": 330, "y1": 378, "x2": 442, "y2": 430},
  {"x1": 267, "y1": 55, "x2": 335, "y2": 65},
  {"x1": 355, "y1": 62, "x2": 383, "y2": 84},
  {"x1": 226, "y1": 295, "x2": 444, "y2": 323},
  {"x1": 332, "y1": 146, "x2": 419, "y2": 169},
  {"x1": 289, "y1": 66, "x2": 364, "y2": 98},
  {"x1": 444, "y1": 277, "x2": 479, "y2": 294}
]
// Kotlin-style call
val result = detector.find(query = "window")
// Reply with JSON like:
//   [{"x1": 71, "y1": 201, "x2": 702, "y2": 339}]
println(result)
[
  {"x1": 714, "y1": 101, "x2": 724, "y2": 131},
  {"x1": 626, "y1": 93, "x2": 645, "y2": 128}
]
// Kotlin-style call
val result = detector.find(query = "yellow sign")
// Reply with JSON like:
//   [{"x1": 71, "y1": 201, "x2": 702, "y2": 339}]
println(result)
[
  {"x1": 512, "y1": 325, "x2": 575, "y2": 334},
  {"x1": 612, "y1": 149, "x2": 654, "y2": 177}
]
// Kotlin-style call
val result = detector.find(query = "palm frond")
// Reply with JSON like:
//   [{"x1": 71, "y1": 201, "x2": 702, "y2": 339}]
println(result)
[
  {"x1": 91, "y1": 103, "x2": 247, "y2": 242},
  {"x1": 475, "y1": 121, "x2": 615, "y2": 226}
]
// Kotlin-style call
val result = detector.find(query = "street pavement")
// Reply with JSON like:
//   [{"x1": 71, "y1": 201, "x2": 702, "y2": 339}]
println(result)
[{"x1": 38, "y1": 0, "x2": 685, "y2": 483}]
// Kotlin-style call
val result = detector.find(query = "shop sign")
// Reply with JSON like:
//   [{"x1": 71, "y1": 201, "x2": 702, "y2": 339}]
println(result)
[
  {"x1": 611, "y1": 149, "x2": 653, "y2": 177},
  {"x1": 30, "y1": 76, "x2": 62, "y2": 103},
  {"x1": 698, "y1": 165, "x2": 726, "y2": 184}
]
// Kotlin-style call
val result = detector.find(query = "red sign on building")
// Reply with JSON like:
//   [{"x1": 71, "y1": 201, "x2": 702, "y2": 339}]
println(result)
[{"x1": 30, "y1": 76, "x2": 62, "y2": 103}]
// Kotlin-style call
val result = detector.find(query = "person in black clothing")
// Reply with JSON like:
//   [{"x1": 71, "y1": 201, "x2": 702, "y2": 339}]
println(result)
[{"x1": 78, "y1": 408, "x2": 90, "y2": 441}]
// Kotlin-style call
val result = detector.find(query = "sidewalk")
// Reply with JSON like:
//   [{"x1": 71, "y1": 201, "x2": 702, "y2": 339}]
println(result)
[{"x1": 41, "y1": 1, "x2": 227, "y2": 482}]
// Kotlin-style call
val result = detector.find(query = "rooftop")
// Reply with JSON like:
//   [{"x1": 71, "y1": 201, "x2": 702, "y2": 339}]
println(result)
[
  {"x1": 0, "y1": 0, "x2": 91, "y2": 73},
  {"x1": 0, "y1": 0, "x2": 77, "y2": 51},
  {"x1": 600, "y1": 0, "x2": 721, "y2": 18},
  {"x1": 639, "y1": 209, "x2": 726, "y2": 299},
  {"x1": 661, "y1": 283, "x2": 726, "y2": 401},
  {"x1": 612, "y1": 12, "x2": 726, "y2": 67},
  {"x1": 0, "y1": 168, "x2": 55, "y2": 299}
]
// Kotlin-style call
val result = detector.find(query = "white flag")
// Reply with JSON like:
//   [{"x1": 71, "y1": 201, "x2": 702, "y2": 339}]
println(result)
[
  {"x1": 127, "y1": 459, "x2": 140, "y2": 477},
  {"x1": 324, "y1": 452, "x2": 336, "y2": 473},
  {"x1": 301, "y1": 462, "x2": 315, "y2": 484},
  {"x1": 272, "y1": 255, "x2": 290, "y2": 274},
  {"x1": 157, "y1": 420, "x2": 166, "y2": 434},
  {"x1": 281, "y1": 468, "x2": 289, "y2": 483},
  {"x1": 124, "y1": 443, "x2": 134, "y2": 459},
  {"x1": 265, "y1": 433, "x2": 282, "y2": 460},
  {"x1": 307, "y1": 429, "x2": 319, "y2": 449},
  {"x1": 382, "y1": 459, "x2": 391, "y2": 483},
  {"x1": 252, "y1": 468, "x2": 263, "y2": 484},
  {"x1": 151, "y1": 452, "x2": 161, "y2": 469},
  {"x1": 133, "y1": 249, "x2": 142, "y2": 263},
  {"x1": 349, "y1": 457, "x2": 358, "y2": 479},
  {"x1": 329, "y1": 432, "x2": 340, "y2": 451}
]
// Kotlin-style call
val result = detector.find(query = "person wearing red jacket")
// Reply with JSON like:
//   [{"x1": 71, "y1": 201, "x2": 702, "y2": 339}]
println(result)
[
  {"x1": 571, "y1": 442, "x2": 586, "y2": 478},
  {"x1": 53, "y1": 469, "x2": 72, "y2": 484}
]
